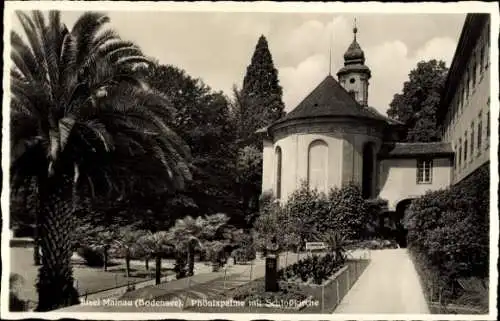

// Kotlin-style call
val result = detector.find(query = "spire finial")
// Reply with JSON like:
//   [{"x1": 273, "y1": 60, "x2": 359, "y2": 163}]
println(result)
[{"x1": 353, "y1": 18, "x2": 358, "y2": 40}]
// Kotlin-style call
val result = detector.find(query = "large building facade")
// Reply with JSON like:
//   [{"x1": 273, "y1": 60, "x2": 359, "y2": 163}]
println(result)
[
  {"x1": 439, "y1": 14, "x2": 491, "y2": 184},
  {"x1": 260, "y1": 14, "x2": 490, "y2": 218}
]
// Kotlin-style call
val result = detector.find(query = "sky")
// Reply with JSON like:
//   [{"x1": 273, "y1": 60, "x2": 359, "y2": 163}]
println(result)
[{"x1": 11, "y1": 11, "x2": 466, "y2": 116}]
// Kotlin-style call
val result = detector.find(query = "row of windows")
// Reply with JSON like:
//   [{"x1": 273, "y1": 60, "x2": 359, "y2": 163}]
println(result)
[
  {"x1": 275, "y1": 140, "x2": 329, "y2": 199},
  {"x1": 454, "y1": 109, "x2": 490, "y2": 171},
  {"x1": 445, "y1": 24, "x2": 490, "y2": 132}
]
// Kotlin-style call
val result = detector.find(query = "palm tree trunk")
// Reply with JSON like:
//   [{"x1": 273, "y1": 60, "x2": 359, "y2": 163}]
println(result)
[
  {"x1": 155, "y1": 254, "x2": 161, "y2": 285},
  {"x1": 188, "y1": 243, "x2": 195, "y2": 276},
  {"x1": 125, "y1": 253, "x2": 131, "y2": 278},
  {"x1": 36, "y1": 176, "x2": 79, "y2": 311},
  {"x1": 33, "y1": 217, "x2": 41, "y2": 266},
  {"x1": 103, "y1": 246, "x2": 109, "y2": 272},
  {"x1": 32, "y1": 182, "x2": 41, "y2": 266}
]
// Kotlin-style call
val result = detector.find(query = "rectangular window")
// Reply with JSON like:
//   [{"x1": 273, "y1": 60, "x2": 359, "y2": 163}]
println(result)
[
  {"x1": 478, "y1": 112, "x2": 483, "y2": 152},
  {"x1": 459, "y1": 88, "x2": 463, "y2": 112},
  {"x1": 464, "y1": 131, "x2": 468, "y2": 164},
  {"x1": 487, "y1": 110, "x2": 490, "y2": 138},
  {"x1": 470, "y1": 122, "x2": 475, "y2": 158},
  {"x1": 417, "y1": 159, "x2": 433, "y2": 184},
  {"x1": 465, "y1": 73, "x2": 470, "y2": 99},
  {"x1": 486, "y1": 24, "x2": 490, "y2": 68},
  {"x1": 454, "y1": 144, "x2": 457, "y2": 169},
  {"x1": 458, "y1": 140, "x2": 462, "y2": 168},
  {"x1": 480, "y1": 45, "x2": 485, "y2": 72},
  {"x1": 461, "y1": 87, "x2": 466, "y2": 111},
  {"x1": 472, "y1": 58, "x2": 477, "y2": 87}
]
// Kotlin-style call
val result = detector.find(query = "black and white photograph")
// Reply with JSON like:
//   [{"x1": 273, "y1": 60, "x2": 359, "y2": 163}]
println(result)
[{"x1": 1, "y1": 1, "x2": 498, "y2": 319}]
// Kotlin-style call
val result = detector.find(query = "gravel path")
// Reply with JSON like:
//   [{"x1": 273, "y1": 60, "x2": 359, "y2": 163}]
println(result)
[{"x1": 334, "y1": 248, "x2": 430, "y2": 314}]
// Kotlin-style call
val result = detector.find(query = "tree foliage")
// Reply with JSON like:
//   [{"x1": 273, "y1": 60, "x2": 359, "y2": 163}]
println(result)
[
  {"x1": 253, "y1": 192, "x2": 288, "y2": 252},
  {"x1": 387, "y1": 59, "x2": 448, "y2": 142},
  {"x1": 239, "y1": 35, "x2": 285, "y2": 144},
  {"x1": 407, "y1": 164, "x2": 489, "y2": 305},
  {"x1": 144, "y1": 64, "x2": 244, "y2": 227},
  {"x1": 10, "y1": 10, "x2": 190, "y2": 311},
  {"x1": 283, "y1": 182, "x2": 369, "y2": 249}
]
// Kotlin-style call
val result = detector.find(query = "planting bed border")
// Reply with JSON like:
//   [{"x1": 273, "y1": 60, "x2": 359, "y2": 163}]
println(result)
[{"x1": 186, "y1": 258, "x2": 371, "y2": 313}]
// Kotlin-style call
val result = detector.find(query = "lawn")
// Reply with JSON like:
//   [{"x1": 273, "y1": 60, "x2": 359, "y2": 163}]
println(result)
[{"x1": 9, "y1": 246, "x2": 173, "y2": 303}]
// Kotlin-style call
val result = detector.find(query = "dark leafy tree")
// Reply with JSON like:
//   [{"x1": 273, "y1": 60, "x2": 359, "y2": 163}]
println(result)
[
  {"x1": 235, "y1": 145, "x2": 263, "y2": 224},
  {"x1": 10, "y1": 11, "x2": 191, "y2": 311},
  {"x1": 145, "y1": 64, "x2": 244, "y2": 226},
  {"x1": 387, "y1": 59, "x2": 448, "y2": 142}
]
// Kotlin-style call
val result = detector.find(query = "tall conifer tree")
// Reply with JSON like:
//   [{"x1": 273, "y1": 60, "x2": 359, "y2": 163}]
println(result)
[{"x1": 239, "y1": 35, "x2": 285, "y2": 145}]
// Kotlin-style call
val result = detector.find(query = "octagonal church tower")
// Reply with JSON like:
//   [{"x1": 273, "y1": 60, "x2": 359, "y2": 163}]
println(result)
[{"x1": 260, "y1": 26, "x2": 400, "y2": 202}]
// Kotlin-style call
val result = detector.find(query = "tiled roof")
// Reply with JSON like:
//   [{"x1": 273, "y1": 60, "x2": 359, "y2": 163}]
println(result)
[
  {"x1": 273, "y1": 75, "x2": 387, "y2": 125},
  {"x1": 379, "y1": 142, "x2": 454, "y2": 158},
  {"x1": 364, "y1": 106, "x2": 404, "y2": 125}
]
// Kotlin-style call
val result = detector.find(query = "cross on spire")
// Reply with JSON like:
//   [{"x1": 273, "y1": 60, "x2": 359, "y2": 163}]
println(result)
[{"x1": 353, "y1": 18, "x2": 358, "y2": 41}]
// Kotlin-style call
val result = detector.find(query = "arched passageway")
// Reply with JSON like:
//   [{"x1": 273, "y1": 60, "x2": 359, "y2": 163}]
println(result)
[{"x1": 394, "y1": 199, "x2": 413, "y2": 248}]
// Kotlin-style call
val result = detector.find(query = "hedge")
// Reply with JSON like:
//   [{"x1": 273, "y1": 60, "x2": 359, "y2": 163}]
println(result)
[{"x1": 407, "y1": 163, "x2": 489, "y2": 306}]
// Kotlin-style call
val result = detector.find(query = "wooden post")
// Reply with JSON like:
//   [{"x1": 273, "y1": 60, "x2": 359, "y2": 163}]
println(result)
[
  {"x1": 336, "y1": 279, "x2": 340, "y2": 306},
  {"x1": 346, "y1": 265, "x2": 350, "y2": 290},
  {"x1": 183, "y1": 276, "x2": 191, "y2": 309},
  {"x1": 223, "y1": 266, "x2": 227, "y2": 290},
  {"x1": 321, "y1": 285, "x2": 325, "y2": 313}
]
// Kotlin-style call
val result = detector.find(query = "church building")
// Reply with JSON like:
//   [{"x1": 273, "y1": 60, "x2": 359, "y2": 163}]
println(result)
[{"x1": 259, "y1": 15, "x2": 490, "y2": 224}]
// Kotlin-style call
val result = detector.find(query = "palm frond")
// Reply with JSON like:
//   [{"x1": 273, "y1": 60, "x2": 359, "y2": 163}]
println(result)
[{"x1": 71, "y1": 11, "x2": 110, "y2": 65}]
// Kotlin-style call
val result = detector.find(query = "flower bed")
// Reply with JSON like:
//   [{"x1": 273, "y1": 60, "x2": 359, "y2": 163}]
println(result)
[
  {"x1": 278, "y1": 253, "x2": 344, "y2": 285},
  {"x1": 187, "y1": 258, "x2": 370, "y2": 313},
  {"x1": 226, "y1": 254, "x2": 348, "y2": 311}
]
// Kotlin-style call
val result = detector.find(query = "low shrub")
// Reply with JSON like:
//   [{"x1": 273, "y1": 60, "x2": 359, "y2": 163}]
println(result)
[
  {"x1": 279, "y1": 253, "x2": 344, "y2": 285},
  {"x1": 76, "y1": 246, "x2": 104, "y2": 267},
  {"x1": 232, "y1": 280, "x2": 307, "y2": 303},
  {"x1": 233, "y1": 247, "x2": 256, "y2": 263},
  {"x1": 283, "y1": 182, "x2": 371, "y2": 248},
  {"x1": 10, "y1": 274, "x2": 28, "y2": 311}
]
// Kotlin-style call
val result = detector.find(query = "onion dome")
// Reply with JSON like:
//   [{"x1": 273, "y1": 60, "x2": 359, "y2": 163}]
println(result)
[{"x1": 343, "y1": 25, "x2": 365, "y2": 65}]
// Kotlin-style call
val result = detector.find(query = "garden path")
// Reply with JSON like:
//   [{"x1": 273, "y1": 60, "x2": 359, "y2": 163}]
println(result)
[{"x1": 334, "y1": 248, "x2": 430, "y2": 314}]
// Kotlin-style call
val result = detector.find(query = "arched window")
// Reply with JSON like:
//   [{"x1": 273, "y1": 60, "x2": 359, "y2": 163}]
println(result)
[
  {"x1": 308, "y1": 140, "x2": 328, "y2": 193},
  {"x1": 275, "y1": 146, "x2": 282, "y2": 199}
]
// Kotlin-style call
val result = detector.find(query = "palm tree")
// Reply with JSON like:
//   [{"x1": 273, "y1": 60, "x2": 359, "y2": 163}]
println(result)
[
  {"x1": 10, "y1": 11, "x2": 191, "y2": 311},
  {"x1": 112, "y1": 226, "x2": 147, "y2": 278},
  {"x1": 324, "y1": 231, "x2": 347, "y2": 263},
  {"x1": 168, "y1": 213, "x2": 229, "y2": 276},
  {"x1": 137, "y1": 231, "x2": 174, "y2": 285},
  {"x1": 74, "y1": 222, "x2": 116, "y2": 271}
]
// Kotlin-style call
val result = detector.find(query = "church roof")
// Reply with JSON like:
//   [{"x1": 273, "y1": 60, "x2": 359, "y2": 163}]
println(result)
[
  {"x1": 272, "y1": 75, "x2": 387, "y2": 125},
  {"x1": 379, "y1": 142, "x2": 454, "y2": 158}
]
